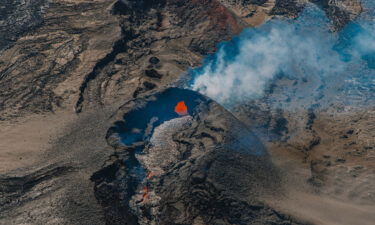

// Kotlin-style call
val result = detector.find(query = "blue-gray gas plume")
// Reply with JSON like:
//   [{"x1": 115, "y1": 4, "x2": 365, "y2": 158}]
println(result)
[{"x1": 189, "y1": 4, "x2": 375, "y2": 109}]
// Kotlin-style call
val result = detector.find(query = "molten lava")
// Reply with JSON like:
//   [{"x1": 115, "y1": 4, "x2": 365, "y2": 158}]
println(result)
[
  {"x1": 175, "y1": 101, "x2": 188, "y2": 116},
  {"x1": 143, "y1": 186, "x2": 149, "y2": 201}
]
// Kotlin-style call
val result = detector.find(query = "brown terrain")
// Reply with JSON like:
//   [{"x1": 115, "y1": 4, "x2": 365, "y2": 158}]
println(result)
[{"x1": 1, "y1": 0, "x2": 374, "y2": 225}]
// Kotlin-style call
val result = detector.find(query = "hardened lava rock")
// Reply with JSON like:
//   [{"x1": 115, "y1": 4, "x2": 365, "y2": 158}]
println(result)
[
  {"x1": 0, "y1": 0, "x2": 47, "y2": 51},
  {"x1": 91, "y1": 88, "x2": 306, "y2": 225}
]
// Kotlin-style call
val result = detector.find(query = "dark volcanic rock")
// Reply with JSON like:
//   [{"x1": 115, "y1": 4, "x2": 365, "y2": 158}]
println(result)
[
  {"x1": 148, "y1": 56, "x2": 160, "y2": 65},
  {"x1": 309, "y1": 0, "x2": 362, "y2": 30},
  {"x1": 270, "y1": 0, "x2": 362, "y2": 30},
  {"x1": 271, "y1": 0, "x2": 304, "y2": 17},
  {"x1": 0, "y1": 0, "x2": 120, "y2": 119},
  {"x1": 92, "y1": 88, "x2": 306, "y2": 225},
  {"x1": 0, "y1": 0, "x2": 48, "y2": 51},
  {"x1": 221, "y1": 0, "x2": 268, "y2": 6},
  {"x1": 144, "y1": 69, "x2": 163, "y2": 79}
]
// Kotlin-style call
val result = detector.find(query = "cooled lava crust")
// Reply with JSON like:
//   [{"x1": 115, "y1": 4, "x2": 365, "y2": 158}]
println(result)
[{"x1": 91, "y1": 88, "x2": 305, "y2": 225}]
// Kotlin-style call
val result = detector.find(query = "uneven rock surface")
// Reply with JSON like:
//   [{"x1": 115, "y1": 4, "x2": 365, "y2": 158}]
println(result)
[
  {"x1": 0, "y1": 0, "x2": 48, "y2": 51},
  {"x1": 0, "y1": 109, "x2": 113, "y2": 224},
  {"x1": 0, "y1": 0, "x2": 363, "y2": 119},
  {"x1": 92, "y1": 88, "x2": 304, "y2": 225},
  {"x1": 0, "y1": 0, "x2": 373, "y2": 225},
  {"x1": 232, "y1": 59, "x2": 375, "y2": 206}
]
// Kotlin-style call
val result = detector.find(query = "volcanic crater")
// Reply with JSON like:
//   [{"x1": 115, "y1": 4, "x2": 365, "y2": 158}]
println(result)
[{"x1": 92, "y1": 88, "x2": 293, "y2": 225}]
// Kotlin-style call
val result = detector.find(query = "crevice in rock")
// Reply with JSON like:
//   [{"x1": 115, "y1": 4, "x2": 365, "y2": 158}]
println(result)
[{"x1": 75, "y1": 30, "x2": 133, "y2": 113}]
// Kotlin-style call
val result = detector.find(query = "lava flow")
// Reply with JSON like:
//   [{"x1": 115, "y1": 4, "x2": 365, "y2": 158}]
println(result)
[
  {"x1": 143, "y1": 186, "x2": 149, "y2": 201},
  {"x1": 175, "y1": 101, "x2": 188, "y2": 116}
]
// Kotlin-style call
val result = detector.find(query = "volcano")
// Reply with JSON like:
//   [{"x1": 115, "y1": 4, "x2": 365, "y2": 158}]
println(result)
[
  {"x1": 92, "y1": 88, "x2": 292, "y2": 225},
  {"x1": 1, "y1": 0, "x2": 374, "y2": 225}
]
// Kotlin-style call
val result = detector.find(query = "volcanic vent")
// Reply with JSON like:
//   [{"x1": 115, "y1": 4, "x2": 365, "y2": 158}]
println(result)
[{"x1": 90, "y1": 87, "x2": 306, "y2": 225}]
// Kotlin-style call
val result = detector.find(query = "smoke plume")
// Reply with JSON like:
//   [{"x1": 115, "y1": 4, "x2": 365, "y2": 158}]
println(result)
[{"x1": 189, "y1": 4, "x2": 375, "y2": 108}]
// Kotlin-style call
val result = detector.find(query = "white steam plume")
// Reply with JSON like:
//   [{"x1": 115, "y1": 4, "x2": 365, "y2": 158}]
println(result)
[{"x1": 190, "y1": 5, "x2": 375, "y2": 107}]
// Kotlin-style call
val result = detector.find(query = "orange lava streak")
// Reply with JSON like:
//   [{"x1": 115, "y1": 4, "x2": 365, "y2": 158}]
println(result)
[
  {"x1": 175, "y1": 101, "x2": 188, "y2": 116},
  {"x1": 143, "y1": 186, "x2": 149, "y2": 201}
]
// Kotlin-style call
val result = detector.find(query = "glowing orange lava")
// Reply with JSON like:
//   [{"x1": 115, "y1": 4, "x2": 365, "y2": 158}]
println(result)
[
  {"x1": 175, "y1": 101, "x2": 188, "y2": 116},
  {"x1": 143, "y1": 186, "x2": 148, "y2": 201}
]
